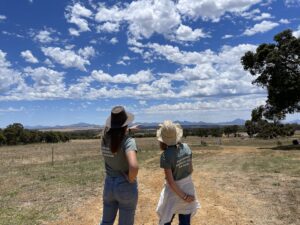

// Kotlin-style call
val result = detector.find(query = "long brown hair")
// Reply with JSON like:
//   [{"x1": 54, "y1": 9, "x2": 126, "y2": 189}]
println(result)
[{"x1": 103, "y1": 126, "x2": 127, "y2": 153}]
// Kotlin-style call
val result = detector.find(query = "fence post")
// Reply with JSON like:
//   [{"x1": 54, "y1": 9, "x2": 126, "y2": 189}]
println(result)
[{"x1": 51, "y1": 146, "x2": 54, "y2": 166}]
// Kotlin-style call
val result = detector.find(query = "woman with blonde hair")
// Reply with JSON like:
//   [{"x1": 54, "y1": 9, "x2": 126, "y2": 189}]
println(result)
[
  {"x1": 156, "y1": 120, "x2": 200, "y2": 225},
  {"x1": 100, "y1": 106, "x2": 139, "y2": 225}
]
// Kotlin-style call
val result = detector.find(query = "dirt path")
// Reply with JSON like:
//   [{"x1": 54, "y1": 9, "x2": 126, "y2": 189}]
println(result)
[{"x1": 47, "y1": 146, "x2": 299, "y2": 225}]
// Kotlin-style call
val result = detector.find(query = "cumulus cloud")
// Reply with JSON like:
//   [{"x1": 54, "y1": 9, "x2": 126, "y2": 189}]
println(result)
[
  {"x1": 95, "y1": 0, "x2": 208, "y2": 42},
  {"x1": 176, "y1": 0, "x2": 262, "y2": 22},
  {"x1": 279, "y1": 19, "x2": 290, "y2": 24},
  {"x1": 33, "y1": 28, "x2": 57, "y2": 43},
  {"x1": 284, "y1": 0, "x2": 300, "y2": 7},
  {"x1": 110, "y1": 37, "x2": 118, "y2": 44},
  {"x1": 293, "y1": 26, "x2": 300, "y2": 38},
  {"x1": 0, "y1": 50, "x2": 24, "y2": 93},
  {"x1": 15, "y1": 67, "x2": 67, "y2": 99},
  {"x1": 129, "y1": 42, "x2": 262, "y2": 97},
  {"x1": 144, "y1": 95, "x2": 266, "y2": 114},
  {"x1": 97, "y1": 22, "x2": 120, "y2": 33},
  {"x1": 174, "y1": 24, "x2": 208, "y2": 42},
  {"x1": 243, "y1": 20, "x2": 279, "y2": 36},
  {"x1": 91, "y1": 70, "x2": 153, "y2": 84},
  {"x1": 65, "y1": 3, "x2": 93, "y2": 36},
  {"x1": 20, "y1": 50, "x2": 39, "y2": 63},
  {"x1": 41, "y1": 46, "x2": 95, "y2": 71},
  {"x1": 253, "y1": 12, "x2": 273, "y2": 21}
]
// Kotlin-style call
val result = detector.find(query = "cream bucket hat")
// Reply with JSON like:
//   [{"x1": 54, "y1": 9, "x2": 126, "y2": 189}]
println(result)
[{"x1": 156, "y1": 120, "x2": 183, "y2": 146}]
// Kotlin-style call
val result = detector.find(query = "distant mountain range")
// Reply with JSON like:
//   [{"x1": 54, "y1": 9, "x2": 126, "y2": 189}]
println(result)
[
  {"x1": 25, "y1": 119, "x2": 247, "y2": 130},
  {"x1": 24, "y1": 118, "x2": 300, "y2": 130},
  {"x1": 25, "y1": 122, "x2": 102, "y2": 130}
]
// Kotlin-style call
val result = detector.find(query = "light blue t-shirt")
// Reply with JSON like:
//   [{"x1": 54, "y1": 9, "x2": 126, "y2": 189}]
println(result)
[
  {"x1": 160, "y1": 143, "x2": 192, "y2": 181},
  {"x1": 101, "y1": 135, "x2": 137, "y2": 177}
]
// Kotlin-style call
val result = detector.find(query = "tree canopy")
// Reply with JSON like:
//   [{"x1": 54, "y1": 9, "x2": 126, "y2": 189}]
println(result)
[{"x1": 241, "y1": 29, "x2": 300, "y2": 120}]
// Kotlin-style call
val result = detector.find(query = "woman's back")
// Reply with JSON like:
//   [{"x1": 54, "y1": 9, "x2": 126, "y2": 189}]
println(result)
[
  {"x1": 160, "y1": 143, "x2": 192, "y2": 181},
  {"x1": 101, "y1": 135, "x2": 137, "y2": 177}
]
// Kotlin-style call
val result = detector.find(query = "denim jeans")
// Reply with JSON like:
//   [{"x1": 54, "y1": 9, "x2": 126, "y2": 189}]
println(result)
[
  {"x1": 164, "y1": 214, "x2": 191, "y2": 225},
  {"x1": 100, "y1": 175, "x2": 138, "y2": 225}
]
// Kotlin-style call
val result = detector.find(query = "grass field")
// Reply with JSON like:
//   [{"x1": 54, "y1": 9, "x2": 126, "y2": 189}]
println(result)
[{"x1": 0, "y1": 134, "x2": 299, "y2": 225}]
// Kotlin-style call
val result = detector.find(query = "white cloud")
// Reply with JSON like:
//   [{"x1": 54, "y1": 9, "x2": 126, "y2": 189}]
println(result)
[
  {"x1": 253, "y1": 12, "x2": 273, "y2": 21},
  {"x1": 97, "y1": 22, "x2": 120, "y2": 33},
  {"x1": 24, "y1": 67, "x2": 64, "y2": 87},
  {"x1": 139, "y1": 100, "x2": 147, "y2": 106},
  {"x1": 78, "y1": 46, "x2": 96, "y2": 59},
  {"x1": 110, "y1": 37, "x2": 118, "y2": 44},
  {"x1": 284, "y1": 0, "x2": 300, "y2": 7},
  {"x1": 0, "y1": 15, "x2": 7, "y2": 21},
  {"x1": 243, "y1": 20, "x2": 279, "y2": 36},
  {"x1": 222, "y1": 34, "x2": 233, "y2": 39},
  {"x1": 41, "y1": 46, "x2": 94, "y2": 71},
  {"x1": 95, "y1": 0, "x2": 208, "y2": 42},
  {"x1": 91, "y1": 70, "x2": 153, "y2": 84},
  {"x1": 19, "y1": 67, "x2": 66, "y2": 99},
  {"x1": 144, "y1": 96, "x2": 266, "y2": 113},
  {"x1": 176, "y1": 0, "x2": 262, "y2": 22},
  {"x1": 65, "y1": 3, "x2": 93, "y2": 36},
  {"x1": 240, "y1": 8, "x2": 261, "y2": 20},
  {"x1": 279, "y1": 19, "x2": 290, "y2": 24},
  {"x1": 20, "y1": 50, "x2": 39, "y2": 63},
  {"x1": 131, "y1": 42, "x2": 261, "y2": 97},
  {"x1": 0, "y1": 50, "x2": 24, "y2": 93},
  {"x1": 174, "y1": 24, "x2": 208, "y2": 42},
  {"x1": 33, "y1": 29, "x2": 57, "y2": 43},
  {"x1": 293, "y1": 26, "x2": 300, "y2": 38},
  {"x1": 116, "y1": 60, "x2": 127, "y2": 66},
  {"x1": 0, "y1": 107, "x2": 25, "y2": 112}
]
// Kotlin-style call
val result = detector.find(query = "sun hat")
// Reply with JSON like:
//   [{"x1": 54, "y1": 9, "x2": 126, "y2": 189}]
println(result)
[
  {"x1": 156, "y1": 120, "x2": 183, "y2": 146},
  {"x1": 105, "y1": 106, "x2": 134, "y2": 128}
]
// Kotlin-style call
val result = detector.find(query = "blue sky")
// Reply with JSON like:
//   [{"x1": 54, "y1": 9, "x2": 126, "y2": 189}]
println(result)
[{"x1": 0, "y1": 0, "x2": 300, "y2": 127}]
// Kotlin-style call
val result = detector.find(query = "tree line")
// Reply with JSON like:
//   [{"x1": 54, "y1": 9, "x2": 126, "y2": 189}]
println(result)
[{"x1": 0, "y1": 123, "x2": 70, "y2": 146}]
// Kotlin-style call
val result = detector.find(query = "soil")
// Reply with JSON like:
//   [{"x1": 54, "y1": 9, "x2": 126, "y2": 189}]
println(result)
[{"x1": 47, "y1": 146, "x2": 300, "y2": 225}]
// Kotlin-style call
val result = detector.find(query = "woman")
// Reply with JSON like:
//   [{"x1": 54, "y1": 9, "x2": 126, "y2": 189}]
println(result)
[
  {"x1": 100, "y1": 106, "x2": 139, "y2": 225},
  {"x1": 156, "y1": 120, "x2": 200, "y2": 225}
]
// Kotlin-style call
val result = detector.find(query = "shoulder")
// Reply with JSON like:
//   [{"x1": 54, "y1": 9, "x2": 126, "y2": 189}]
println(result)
[
  {"x1": 161, "y1": 147, "x2": 176, "y2": 159},
  {"x1": 181, "y1": 143, "x2": 192, "y2": 153},
  {"x1": 122, "y1": 135, "x2": 137, "y2": 151}
]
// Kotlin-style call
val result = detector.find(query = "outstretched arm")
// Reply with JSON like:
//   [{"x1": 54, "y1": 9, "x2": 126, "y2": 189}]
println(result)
[{"x1": 164, "y1": 169, "x2": 194, "y2": 203}]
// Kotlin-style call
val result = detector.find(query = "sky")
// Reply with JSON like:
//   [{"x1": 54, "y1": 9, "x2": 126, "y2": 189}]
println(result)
[{"x1": 0, "y1": 0, "x2": 300, "y2": 127}]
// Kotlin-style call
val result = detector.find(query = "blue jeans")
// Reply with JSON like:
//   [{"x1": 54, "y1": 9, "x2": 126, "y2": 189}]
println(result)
[
  {"x1": 164, "y1": 214, "x2": 191, "y2": 225},
  {"x1": 100, "y1": 176, "x2": 138, "y2": 225}
]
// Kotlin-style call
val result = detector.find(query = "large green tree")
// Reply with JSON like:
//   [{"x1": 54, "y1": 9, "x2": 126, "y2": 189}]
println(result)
[{"x1": 241, "y1": 29, "x2": 300, "y2": 120}]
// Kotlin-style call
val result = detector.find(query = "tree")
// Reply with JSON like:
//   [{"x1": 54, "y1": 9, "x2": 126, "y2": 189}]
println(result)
[
  {"x1": 245, "y1": 120, "x2": 258, "y2": 138},
  {"x1": 0, "y1": 130, "x2": 6, "y2": 146},
  {"x1": 3, "y1": 123, "x2": 24, "y2": 145},
  {"x1": 241, "y1": 29, "x2": 300, "y2": 120}
]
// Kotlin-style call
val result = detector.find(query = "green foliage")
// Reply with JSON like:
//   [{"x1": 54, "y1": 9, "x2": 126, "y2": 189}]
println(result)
[
  {"x1": 0, "y1": 123, "x2": 70, "y2": 146},
  {"x1": 241, "y1": 29, "x2": 300, "y2": 119},
  {"x1": 223, "y1": 125, "x2": 239, "y2": 137},
  {"x1": 244, "y1": 118, "x2": 296, "y2": 139},
  {"x1": 3, "y1": 123, "x2": 24, "y2": 145},
  {"x1": 0, "y1": 130, "x2": 6, "y2": 146}
]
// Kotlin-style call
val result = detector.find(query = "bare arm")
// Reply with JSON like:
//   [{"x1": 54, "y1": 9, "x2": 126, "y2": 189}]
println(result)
[
  {"x1": 164, "y1": 169, "x2": 195, "y2": 203},
  {"x1": 126, "y1": 150, "x2": 139, "y2": 183}
]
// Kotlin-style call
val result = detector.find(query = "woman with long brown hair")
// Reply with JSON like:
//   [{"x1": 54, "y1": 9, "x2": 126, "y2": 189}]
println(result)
[{"x1": 100, "y1": 106, "x2": 139, "y2": 225}]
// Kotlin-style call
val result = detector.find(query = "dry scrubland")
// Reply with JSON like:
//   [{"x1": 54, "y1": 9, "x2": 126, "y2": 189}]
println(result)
[{"x1": 0, "y1": 133, "x2": 300, "y2": 225}]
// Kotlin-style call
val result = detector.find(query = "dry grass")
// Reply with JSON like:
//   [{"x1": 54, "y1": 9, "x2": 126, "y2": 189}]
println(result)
[{"x1": 0, "y1": 136, "x2": 300, "y2": 225}]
